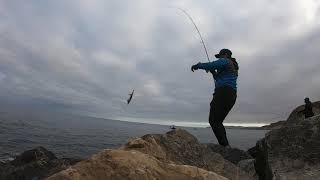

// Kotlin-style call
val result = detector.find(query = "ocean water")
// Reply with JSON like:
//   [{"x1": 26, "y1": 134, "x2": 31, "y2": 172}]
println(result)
[{"x1": 0, "y1": 111, "x2": 268, "y2": 162}]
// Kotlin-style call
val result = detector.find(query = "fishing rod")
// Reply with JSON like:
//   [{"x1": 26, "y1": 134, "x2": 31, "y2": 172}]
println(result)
[{"x1": 177, "y1": 8, "x2": 211, "y2": 62}]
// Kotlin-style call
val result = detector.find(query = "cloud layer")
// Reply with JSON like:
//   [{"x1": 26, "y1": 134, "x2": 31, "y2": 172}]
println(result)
[{"x1": 1, "y1": 0, "x2": 319, "y2": 124}]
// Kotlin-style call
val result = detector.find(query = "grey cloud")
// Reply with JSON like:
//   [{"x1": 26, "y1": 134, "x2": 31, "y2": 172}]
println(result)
[{"x1": 0, "y1": 0, "x2": 319, "y2": 125}]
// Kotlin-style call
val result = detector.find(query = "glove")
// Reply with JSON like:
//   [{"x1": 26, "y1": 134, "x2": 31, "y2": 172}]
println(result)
[
  {"x1": 210, "y1": 70, "x2": 217, "y2": 76},
  {"x1": 191, "y1": 62, "x2": 201, "y2": 72}
]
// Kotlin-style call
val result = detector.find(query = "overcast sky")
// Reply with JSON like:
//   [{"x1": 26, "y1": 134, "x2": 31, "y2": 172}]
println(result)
[{"x1": 0, "y1": 0, "x2": 319, "y2": 125}]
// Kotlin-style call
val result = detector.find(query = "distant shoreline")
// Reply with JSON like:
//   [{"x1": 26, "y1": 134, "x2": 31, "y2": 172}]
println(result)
[
  {"x1": 225, "y1": 126, "x2": 269, "y2": 130},
  {"x1": 222, "y1": 120, "x2": 286, "y2": 130},
  {"x1": 107, "y1": 117, "x2": 271, "y2": 129}
]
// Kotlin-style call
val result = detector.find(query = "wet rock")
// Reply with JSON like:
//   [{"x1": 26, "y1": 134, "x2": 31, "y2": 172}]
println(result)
[
  {"x1": 11, "y1": 146, "x2": 57, "y2": 166},
  {"x1": 0, "y1": 147, "x2": 81, "y2": 180}
]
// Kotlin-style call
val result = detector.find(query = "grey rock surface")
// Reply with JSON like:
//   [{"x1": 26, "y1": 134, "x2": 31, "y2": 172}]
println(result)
[
  {"x1": 251, "y1": 115, "x2": 320, "y2": 180},
  {"x1": 206, "y1": 143, "x2": 252, "y2": 164},
  {"x1": 238, "y1": 159, "x2": 257, "y2": 179}
]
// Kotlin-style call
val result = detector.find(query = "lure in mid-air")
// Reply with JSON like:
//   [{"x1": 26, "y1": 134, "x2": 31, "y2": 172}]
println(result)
[{"x1": 127, "y1": 90, "x2": 134, "y2": 104}]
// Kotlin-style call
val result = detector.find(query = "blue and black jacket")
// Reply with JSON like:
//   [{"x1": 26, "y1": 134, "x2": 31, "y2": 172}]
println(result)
[{"x1": 196, "y1": 58, "x2": 239, "y2": 91}]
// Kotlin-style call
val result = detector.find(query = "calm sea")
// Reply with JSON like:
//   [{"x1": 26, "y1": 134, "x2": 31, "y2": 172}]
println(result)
[{"x1": 0, "y1": 111, "x2": 268, "y2": 162}]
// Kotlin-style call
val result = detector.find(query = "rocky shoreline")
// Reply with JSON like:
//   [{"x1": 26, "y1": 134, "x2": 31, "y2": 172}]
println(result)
[
  {"x1": 1, "y1": 104, "x2": 319, "y2": 180},
  {"x1": 1, "y1": 129, "x2": 256, "y2": 180}
]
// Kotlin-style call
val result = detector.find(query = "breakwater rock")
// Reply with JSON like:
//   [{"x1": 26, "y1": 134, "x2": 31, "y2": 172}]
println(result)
[
  {"x1": 250, "y1": 115, "x2": 320, "y2": 180},
  {"x1": 47, "y1": 129, "x2": 255, "y2": 180}
]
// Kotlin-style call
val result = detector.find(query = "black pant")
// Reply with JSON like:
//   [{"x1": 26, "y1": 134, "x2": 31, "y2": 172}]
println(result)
[{"x1": 209, "y1": 86, "x2": 237, "y2": 146}]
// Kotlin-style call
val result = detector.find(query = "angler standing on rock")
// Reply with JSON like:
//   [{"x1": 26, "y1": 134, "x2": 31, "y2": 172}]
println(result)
[
  {"x1": 191, "y1": 49, "x2": 239, "y2": 147},
  {"x1": 303, "y1": 97, "x2": 314, "y2": 118}
]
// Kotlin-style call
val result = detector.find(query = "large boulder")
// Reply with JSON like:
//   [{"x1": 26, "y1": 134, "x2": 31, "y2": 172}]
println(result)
[
  {"x1": 121, "y1": 129, "x2": 254, "y2": 180},
  {"x1": 46, "y1": 149, "x2": 228, "y2": 180},
  {"x1": 0, "y1": 147, "x2": 81, "y2": 180},
  {"x1": 287, "y1": 101, "x2": 320, "y2": 123},
  {"x1": 251, "y1": 115, "x2": 320, "y2": 180},
  {"x1": 261, "y1": 101, "x2": 320, "y2": 130},
  {"x1": 48, "y1": 129, "x2": 254, "y2": 180}
]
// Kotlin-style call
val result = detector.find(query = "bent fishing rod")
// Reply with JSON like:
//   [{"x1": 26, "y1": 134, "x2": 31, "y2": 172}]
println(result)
[{"x1": 177, "y1": 8, "x2": 211, "y2": 63}]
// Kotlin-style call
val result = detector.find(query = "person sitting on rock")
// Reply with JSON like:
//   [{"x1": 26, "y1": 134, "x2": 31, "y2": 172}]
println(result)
[
  {"x1": 191, "y1": 49, "x2": 238, "y2": 148},
  {"x1": 303, "y1": 97, "x2": 314, "y2": 119}
]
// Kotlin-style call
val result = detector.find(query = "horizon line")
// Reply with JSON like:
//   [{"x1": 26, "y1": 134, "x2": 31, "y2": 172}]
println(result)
[{"x1": 110, "y1": 117, "x2": 270, "y2": 128}]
